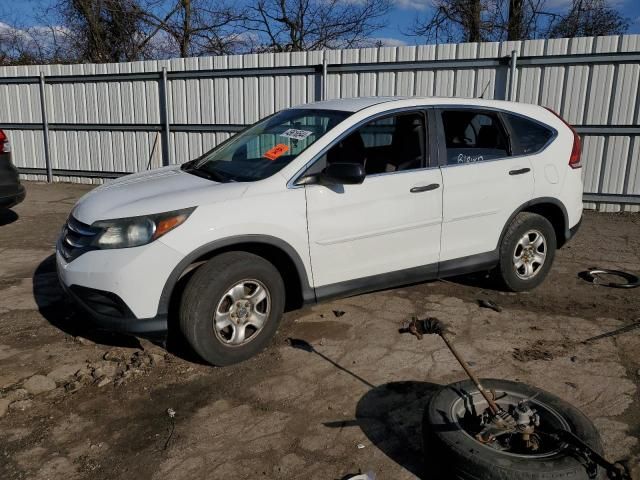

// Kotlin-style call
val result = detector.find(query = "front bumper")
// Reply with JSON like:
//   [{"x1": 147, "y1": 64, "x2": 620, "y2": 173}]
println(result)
[
  {"x1": 56, "y1": 240, "x2": 184, "y2": 333},
  {"x1": 59, "y1": 279, "x2": 168, "y2": 333},
  {"x1": 0, "y1": 184, "x2": 25, "y2": 208}
]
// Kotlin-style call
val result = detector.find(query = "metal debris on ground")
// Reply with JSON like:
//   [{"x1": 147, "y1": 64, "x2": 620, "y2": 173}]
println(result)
[
  {"x1": 582, "y1": 320, "x2": 640, "y2": 344},
  {"x1": 164, "y1": 408, "x2": 177, "y2": 450},
  {"x1": 400, "y1": 316, "x2": 446, "y2": 340},
  {"x1": 478, "y1": 299, "x2": 503, "y2": 312},
  {"x1": 580, "y1": 268, "x2": 640, "y2": 289},
  {"x1": 539, "y1": 429, "x2": 631, "y2": 480},
  {"x1": 402, "y1": 316, "x2": 632, "y2": 479},
  {"x1": 344, "y1": 471, "x2": 376, "y2": 480}
]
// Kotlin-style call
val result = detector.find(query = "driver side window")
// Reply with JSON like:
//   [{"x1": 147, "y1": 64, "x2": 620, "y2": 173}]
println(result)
[{"x1": 305, "y1": 112, "x2": 426, "y2": 177}]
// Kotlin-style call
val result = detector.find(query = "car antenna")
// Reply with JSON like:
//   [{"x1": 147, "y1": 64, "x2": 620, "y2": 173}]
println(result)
[{"x1": 479, "y1": 81, "x2": 491, "y2": 99}]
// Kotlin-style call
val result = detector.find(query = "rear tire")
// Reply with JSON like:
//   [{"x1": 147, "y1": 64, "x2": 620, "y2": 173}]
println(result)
[
  {"x1": 179, "y1": 252, "x2": 285, "y2": 366},
  {"x1": 497, "y1": 212, "x2": 556, "y2": 292}
]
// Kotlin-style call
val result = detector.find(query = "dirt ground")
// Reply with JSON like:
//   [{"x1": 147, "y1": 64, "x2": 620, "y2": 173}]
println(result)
[{"x1": 0, "y1": 182, "x2": 639, "y2": 480}]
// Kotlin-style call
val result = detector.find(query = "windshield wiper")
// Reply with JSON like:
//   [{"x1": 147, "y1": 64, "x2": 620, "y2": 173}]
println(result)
[{"x1": 182, "y1": 166, "x2": 230, "y2": 183}]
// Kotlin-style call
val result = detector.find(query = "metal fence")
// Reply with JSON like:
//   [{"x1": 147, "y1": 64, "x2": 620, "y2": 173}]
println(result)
[{"x1": 0, "y1": 35, "x2": 639, "y2": 212}]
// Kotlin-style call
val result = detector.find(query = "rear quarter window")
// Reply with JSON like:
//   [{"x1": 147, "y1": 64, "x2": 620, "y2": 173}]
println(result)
[{"x1": 505, "y1": 114, "x2": 555, "y2": 155}]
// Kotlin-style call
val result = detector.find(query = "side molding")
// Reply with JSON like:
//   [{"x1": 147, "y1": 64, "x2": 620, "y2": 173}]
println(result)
[
  {"x1": 314, "y1": 250, "x2": 499, "y2": 304},
  {"x1": 315, "y1": 264, "x2": 439, "y2": 302}
]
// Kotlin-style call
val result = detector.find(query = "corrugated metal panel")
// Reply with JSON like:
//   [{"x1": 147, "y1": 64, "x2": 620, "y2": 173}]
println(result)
[
  {"x1": 1, "y1": 35, "x2": 639, "y2": 211},
  {"x1": 414, "y1": 45, "x2": 436, "y2": 97}
]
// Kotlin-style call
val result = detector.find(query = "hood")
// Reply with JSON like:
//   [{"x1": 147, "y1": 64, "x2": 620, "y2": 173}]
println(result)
[{"x1": 73, "y1": 165, "x2": 249, "y2": 224}]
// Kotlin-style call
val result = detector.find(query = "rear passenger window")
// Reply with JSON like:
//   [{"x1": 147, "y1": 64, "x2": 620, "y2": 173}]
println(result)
[
  {"x1": 505, "y1": 114, "x2": 554, "y2": 155},
  {"x1": 441, "y1": 110, "x2": 509, "y2": 165}
]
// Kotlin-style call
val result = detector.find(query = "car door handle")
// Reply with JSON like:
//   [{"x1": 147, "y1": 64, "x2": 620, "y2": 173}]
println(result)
[
  {"x1": 410, "y1": 184, "x2": 440, "y2": 193},
  {"x1": 509, "y1": 168, "x2": 531, "y2": 176}
]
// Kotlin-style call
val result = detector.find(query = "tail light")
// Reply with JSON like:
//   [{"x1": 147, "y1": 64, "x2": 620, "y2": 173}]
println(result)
[
  {"x1": 0, "y1": 130, "x2": 9, "y2": 153},
  {"x1": 544, "y1": 108, "x2": 581, "y2": 169}
]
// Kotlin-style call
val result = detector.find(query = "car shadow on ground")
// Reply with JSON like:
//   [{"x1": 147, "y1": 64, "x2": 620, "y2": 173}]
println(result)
[
  {"x1": 355, "y1": 381, "x2": 443, "y2": 479},
  {"x1": 33, "y1": 254, "x2": 143, "y2": 348},
  {"x1": 442, "y1": 270, "x2": 502, "y2": 291},
  {"x1": 0, "y1": 208, "x2": 18, "y2": 226},
  {"x1": 288, "y1": 339, "x2": 444, "y2": 479},
  {"x1": 324, "y1": 381, "x2": 443, "y2": 479},
  {"x1": 32, "y1": 254, "x2": 234, "y2": 365}
]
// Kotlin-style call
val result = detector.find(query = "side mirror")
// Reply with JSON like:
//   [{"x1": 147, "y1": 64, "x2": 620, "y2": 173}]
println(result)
[{"x1": 321, "y1": 162, "x2": 366, "y2": 185}]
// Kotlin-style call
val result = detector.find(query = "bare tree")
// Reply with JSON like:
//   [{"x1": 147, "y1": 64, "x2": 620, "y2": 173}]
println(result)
[
  {"x1": 49, "y1": 0, "x2": 152, "y2": 63},
  {"x1": 507, "y1": 0, "x2": 524, "y2": 40},
  {"x1": 411, "y1": 0, "x2": 628, "y2": 43},
  {"x1": 243, "y1": 0, "x2": 392, "y2": 52},
  {"x1": 0, "y1": 21, "x2": 72, "y2": 66},
  {"x1": 139, "y1": 0, "x2": 245, "y2": 58},
  {"x1": 498, "y1": 0, "x2": 548, "y2": 40},
  {"x1": 411, "y1": 0, "x2": 501, "y2": 43},
  {"x1": 547, "y1": 0, "x2": 629, "y2": 38}
]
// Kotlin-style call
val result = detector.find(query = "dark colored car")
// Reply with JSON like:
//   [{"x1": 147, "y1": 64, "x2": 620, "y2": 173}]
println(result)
[{"x1": 0, "y1": 130, "x2": 25, "y2": 209}]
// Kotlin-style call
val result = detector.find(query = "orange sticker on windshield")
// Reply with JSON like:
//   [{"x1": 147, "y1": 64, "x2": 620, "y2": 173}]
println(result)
[{"x1": 263, "y1": 143, "x2": 289, "y2": 161}]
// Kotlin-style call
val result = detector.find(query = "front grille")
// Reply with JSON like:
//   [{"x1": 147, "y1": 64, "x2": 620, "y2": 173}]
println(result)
[{"x1": 59, "y1": 215, "x2": 100, "y2": 262}]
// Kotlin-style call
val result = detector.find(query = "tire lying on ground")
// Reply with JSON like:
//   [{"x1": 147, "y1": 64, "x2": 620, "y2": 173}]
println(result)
[{"x1": 422, "y1": 379, "x2": 606, "y2": 480}]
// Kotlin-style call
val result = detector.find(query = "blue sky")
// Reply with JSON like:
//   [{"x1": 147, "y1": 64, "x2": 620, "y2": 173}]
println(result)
[{"x1": 2, "y1": 0, "x2": 639, "y2": 47}]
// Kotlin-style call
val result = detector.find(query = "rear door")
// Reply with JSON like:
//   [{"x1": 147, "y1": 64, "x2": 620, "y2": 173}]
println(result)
[{"x1": 436, "y1": 108, "x2": 534, "y2": 262}]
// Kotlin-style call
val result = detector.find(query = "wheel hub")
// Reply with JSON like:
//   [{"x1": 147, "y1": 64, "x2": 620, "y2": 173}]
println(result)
[
  {"x1": 513, "y1": 229, "x2": 547, "y2": 280},
  {"x1": 214, "y1": 279, "x2": 271, "y2": 346},
  {"x1": 233, "y1": 301, "x2": 251, "y2": 322}
]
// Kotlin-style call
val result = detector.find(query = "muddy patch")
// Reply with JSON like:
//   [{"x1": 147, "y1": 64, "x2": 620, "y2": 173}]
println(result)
[{"x1": 289, "y1": 320, "x2": 348, "y2": 343}]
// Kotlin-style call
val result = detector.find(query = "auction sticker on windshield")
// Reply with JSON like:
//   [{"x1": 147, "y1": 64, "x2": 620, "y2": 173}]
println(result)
[
  {"x1": 280, "y1": 128, "x2": 313, "y2": 141},
  {"x1": 264, "y1": 144, "x2": 290, "y2": 161}
]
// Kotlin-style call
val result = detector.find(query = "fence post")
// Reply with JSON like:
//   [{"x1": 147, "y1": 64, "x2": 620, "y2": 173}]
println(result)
[
  {"x1": 159, "y1": 67, "x2": 171, "y2": 167},
  {"x1": 322, "y1": 50, "x2": 328, "y2": 101},
  {"x1": 508, "y1": 49, "x2": 518, "y2": 101},
  {"x1": 38, "y1": 72, "x2": 53, "y2": 182}
]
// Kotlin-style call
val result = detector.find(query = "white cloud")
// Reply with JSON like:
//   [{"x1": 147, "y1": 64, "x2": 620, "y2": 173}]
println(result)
[
  {"x1": 395, "y1": 0, "x2": 431, "y2": 10},
  {"x1": 0, "y1": 21, "x2": 70, "y2": 53},
  {"x1": 544, "y1": 0, "x2": 627, "y2": 10}
]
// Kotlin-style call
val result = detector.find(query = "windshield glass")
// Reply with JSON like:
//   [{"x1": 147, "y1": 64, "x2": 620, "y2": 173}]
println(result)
[{"x1": 183, "y1": 108, "x2": 351, "y2": 182}]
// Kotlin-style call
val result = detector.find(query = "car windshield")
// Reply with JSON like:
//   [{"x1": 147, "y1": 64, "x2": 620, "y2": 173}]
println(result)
[{"x1": 182, "y1": 108, "x2": 351, "y2": 182}]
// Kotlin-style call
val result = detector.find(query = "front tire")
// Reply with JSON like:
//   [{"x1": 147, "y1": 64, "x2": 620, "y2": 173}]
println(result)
[
  {"x1": 497, "y1": 212, "x2": 556, "y2": 292},
  {"x1": 179, "y1": 252, "x2": 285, "y2": 366}
]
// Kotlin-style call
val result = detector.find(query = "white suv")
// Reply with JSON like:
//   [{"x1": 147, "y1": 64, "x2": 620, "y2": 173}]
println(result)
[{"x1": 57, "y1": 97, "x2": 583, "y2": 365}]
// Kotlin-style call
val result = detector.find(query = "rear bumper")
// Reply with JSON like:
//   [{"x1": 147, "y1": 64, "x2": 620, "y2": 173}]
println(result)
[
  {"x1": 0, "y1": 184, "x2": 25, "y2": 208},
  {"x1": 565, "y1": 217, "x2": 582, "y2": 245}
]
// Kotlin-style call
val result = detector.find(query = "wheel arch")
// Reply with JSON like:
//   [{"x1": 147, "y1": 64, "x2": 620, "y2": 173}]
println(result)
[
  {"x1": 499, "y1": 197, "x2": 570, "y2": 249},
  {"x1": 157, "y1": 235, "x2": 315, "y2": 317}
]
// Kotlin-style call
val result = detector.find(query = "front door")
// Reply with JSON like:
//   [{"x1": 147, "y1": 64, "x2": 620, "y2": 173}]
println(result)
[{"x1": 304, "y1": 111, "x2": 443, "y2": 291}]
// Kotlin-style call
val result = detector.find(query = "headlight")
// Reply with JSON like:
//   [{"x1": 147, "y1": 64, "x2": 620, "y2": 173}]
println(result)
[{"x1": 92, "y1": 207, "x2": 195, "y2": 249}]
